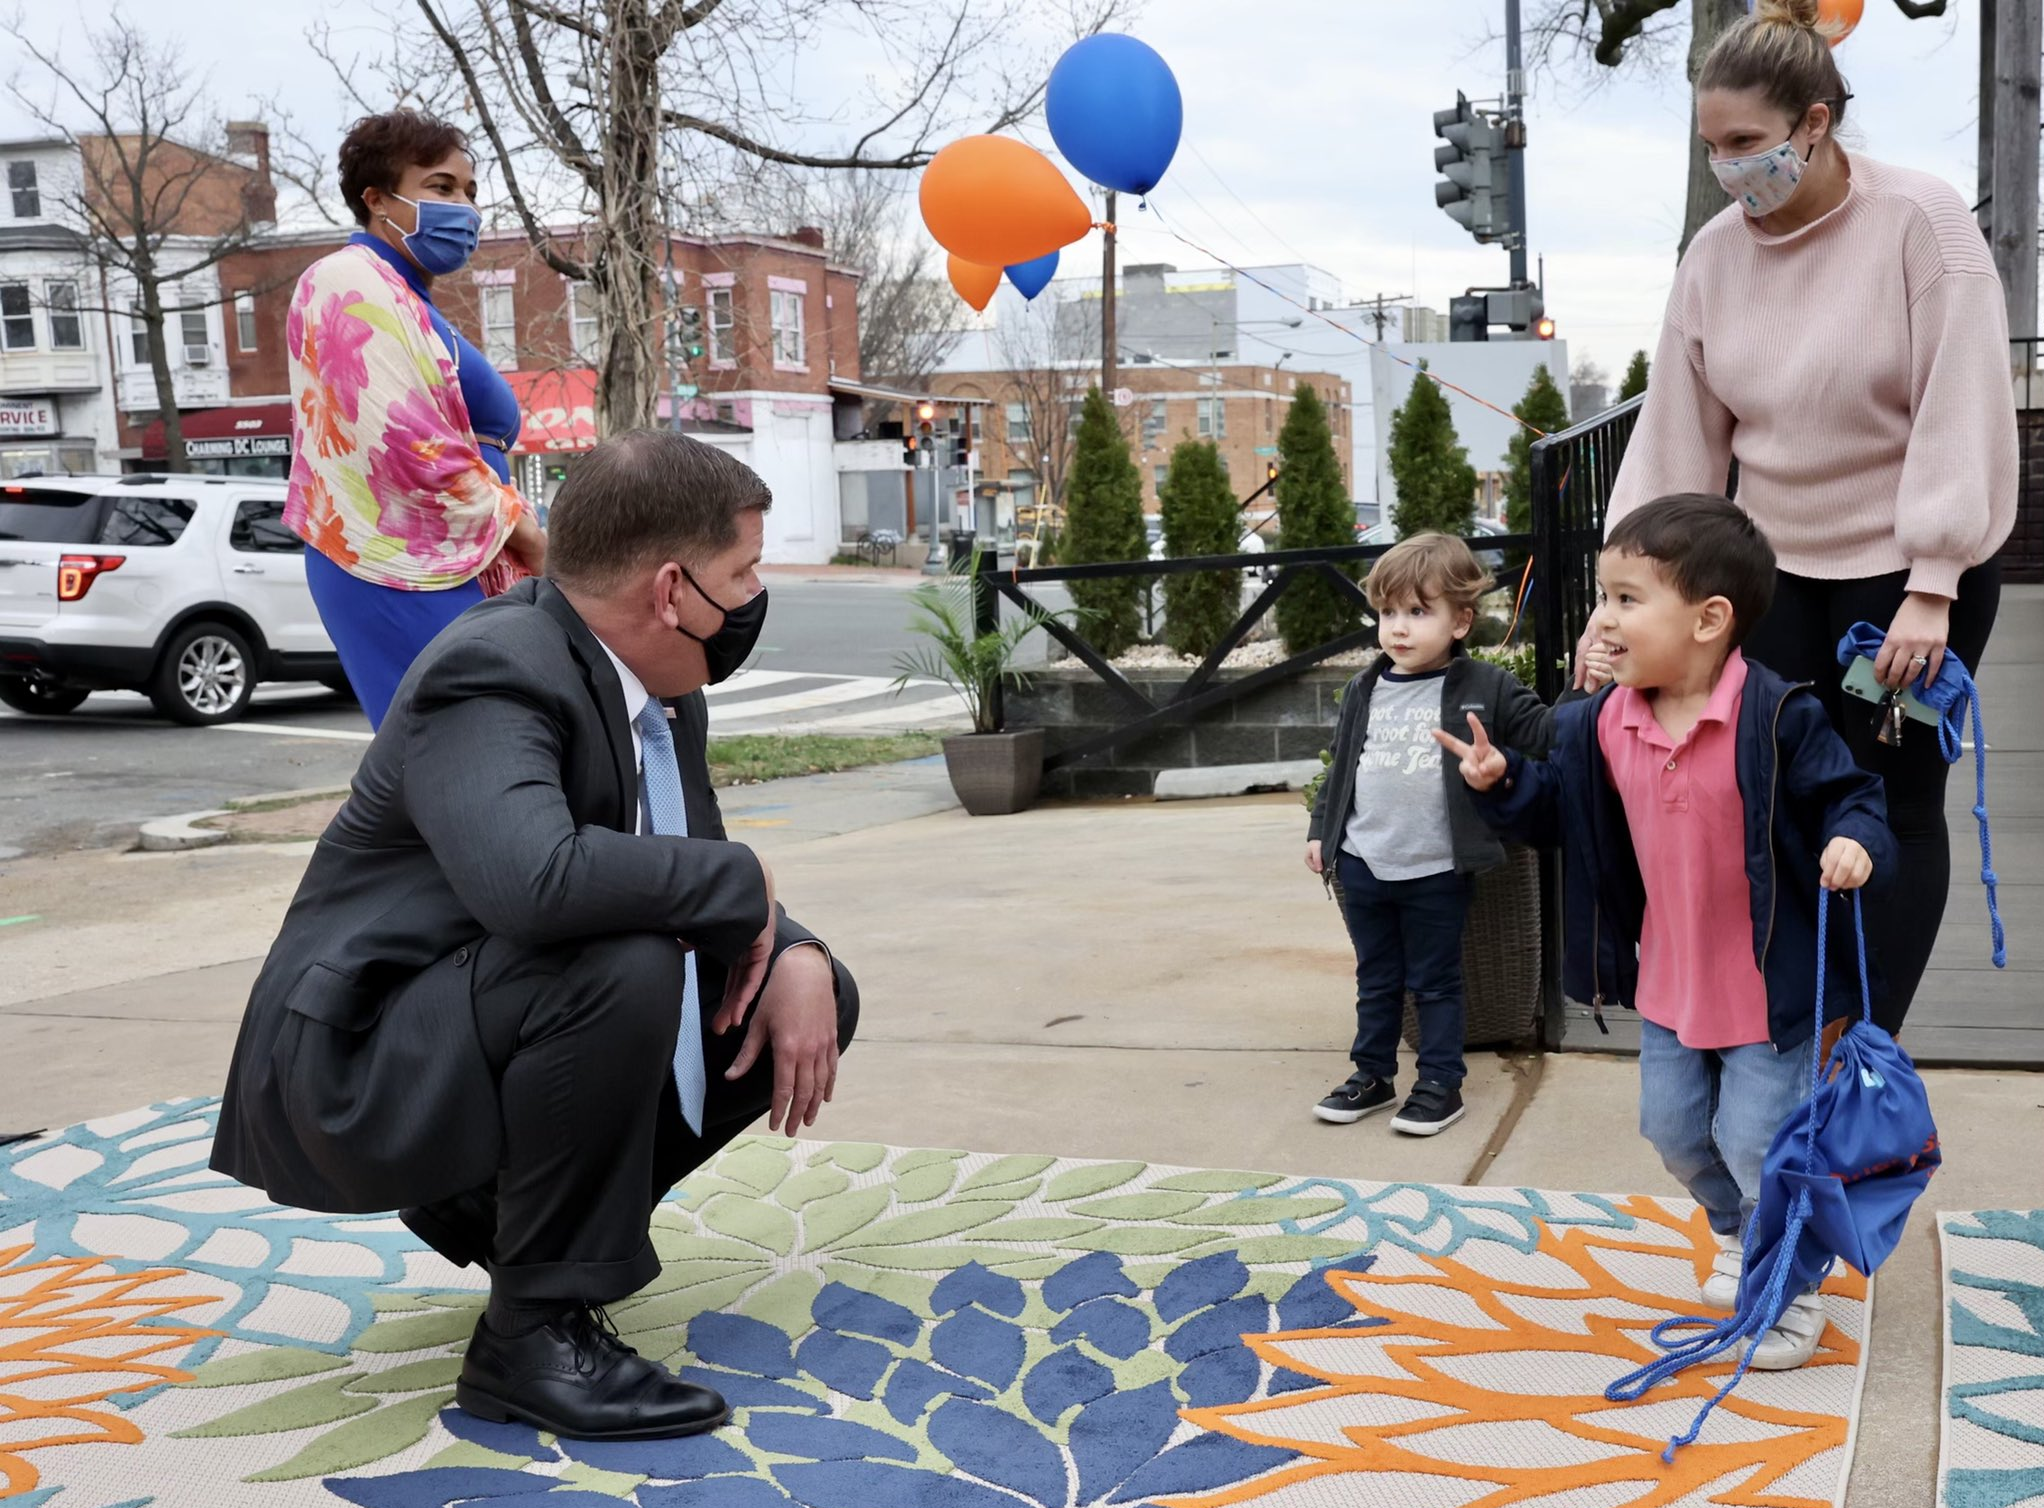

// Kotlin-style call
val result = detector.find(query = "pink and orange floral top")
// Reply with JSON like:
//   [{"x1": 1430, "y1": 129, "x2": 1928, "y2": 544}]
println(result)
[{"x1": 284, "y1": 242, "x2": 524, "y2": 591}]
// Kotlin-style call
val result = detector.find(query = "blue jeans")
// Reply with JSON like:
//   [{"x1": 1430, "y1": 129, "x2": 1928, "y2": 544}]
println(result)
[
  {"x1": 1335, "y1": 849, "x2": 1470, "y2": 1088},
  {"x1": 1638, "y1": 1021, "x2": 1814, "y2": 1239}
]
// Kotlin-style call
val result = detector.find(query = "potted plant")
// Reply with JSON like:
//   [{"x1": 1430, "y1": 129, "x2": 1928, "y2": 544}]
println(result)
[
  {"x1": 1304, "y1": 640, "x2": 1552, "y2": 1050},
  {"x1": 892, "y1": 559, "x2": 1068, "y2": 816}
]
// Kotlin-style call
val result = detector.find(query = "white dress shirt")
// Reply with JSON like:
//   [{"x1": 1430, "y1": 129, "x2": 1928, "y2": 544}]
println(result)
[{"x1": 596, "y1": 636, "x2": 651, "y2": 834}]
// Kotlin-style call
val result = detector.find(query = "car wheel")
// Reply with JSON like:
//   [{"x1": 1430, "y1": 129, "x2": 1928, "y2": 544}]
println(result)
[
  {"x1": 0, "y1": 677, "x2": 90, "y2": 716},
  {"x1": 149, "y1": 621, "x2": 256, "y2": 726}
]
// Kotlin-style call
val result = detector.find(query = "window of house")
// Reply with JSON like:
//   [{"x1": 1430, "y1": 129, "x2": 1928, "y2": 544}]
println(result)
[
  {"x1": 481, "y1": 285, "x2": 517, "y2": 368},
  {"x1": 567, "y1": 282, "x2": 598, "y2": 363},
  {"x1": 178, "y1": 306, "x2": 208, "y2": 356},
  {"x1": 128, "y1": 308, "x2": 149, "y2": 364},
  {"x1": 47, "y1": 281, "x2": 83, "y2": 350},
  {"x1": 234, "y1": 290, "x2": 257, "y2": 351},
  {"x1": 1004, "y1": 402, "x2": 1033, "y2": 447},
  {"x1": 7, "y1": 161, "x2": 38, "y2": 219},
  {"x1": 708, "y1": 287, "x2": 735, "y2": 362},
  {"x1": 1153, "y1": 464, "x2": 1168, "y2": 490},
  {"x1": 770, "y1": 288, "x2": 805, "y2": 367},
  {"x1": 1196, "y1": 396, "x2": 1225, "y2": 440},
  {"x1": 0, "y1": 283, "x2": 34, "y2": 350}
]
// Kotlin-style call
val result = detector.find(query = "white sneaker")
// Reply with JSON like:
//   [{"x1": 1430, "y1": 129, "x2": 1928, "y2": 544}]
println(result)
[
  {"x1": 1701, "y1": 1238, "x2": 1742, "y2": 1310},
  {"x1": 1747, "y1": 1290, "x2": 1826, "y2": 1371}
]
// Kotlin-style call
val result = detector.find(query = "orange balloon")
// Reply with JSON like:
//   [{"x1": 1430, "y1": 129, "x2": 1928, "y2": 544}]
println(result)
[
  {"x1": 920, "y1": 136, "x2": 1092, "y2": 268},
  {"x1": 947, "y1": 254, "x2": 1003, "y2": 313},
  {"x1": 1818, "y1": 0, "x2": 1862, "y2": 44}
]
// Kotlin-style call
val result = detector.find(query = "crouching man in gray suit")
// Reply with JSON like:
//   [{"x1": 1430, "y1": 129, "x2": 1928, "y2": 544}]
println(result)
[{"x1": 211, "y1": 430, "x2": 856, "y2": 1442}]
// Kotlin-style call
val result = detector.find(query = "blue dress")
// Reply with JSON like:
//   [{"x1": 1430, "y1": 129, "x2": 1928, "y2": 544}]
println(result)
[{"x1": 305, "y1": 232, "x2": 523, "y2": 729}]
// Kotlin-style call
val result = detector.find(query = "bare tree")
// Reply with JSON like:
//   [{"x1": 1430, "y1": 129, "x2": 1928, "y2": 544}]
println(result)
[
  {"x1": 994, "y1": 295, "x2": 1091, "y2": 517},
  {"x1": 5, "y1": 15, "x2": 276, "y2": 472},
  {"x1": 1529, "y1": 0, "x2": 1949, "y2": 255},
  {"x1": 317, "y1": 0, "x2": 1132, "y2": 438}
]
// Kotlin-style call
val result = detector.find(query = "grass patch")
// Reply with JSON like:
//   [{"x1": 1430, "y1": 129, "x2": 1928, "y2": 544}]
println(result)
[{"x1": 708, "y1": 732, "x2": 944, "y2": 787}]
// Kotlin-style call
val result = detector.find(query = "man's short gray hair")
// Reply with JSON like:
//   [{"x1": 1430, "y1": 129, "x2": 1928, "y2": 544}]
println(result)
[{"x1": 544, "y1": 429, "x2": 772, "y2": 590}]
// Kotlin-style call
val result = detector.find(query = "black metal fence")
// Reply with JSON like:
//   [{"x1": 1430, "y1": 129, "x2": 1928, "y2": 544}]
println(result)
[
  {"x1": 1526, "y1": 394, "x2": 1644, "y2": 706},
  {"x1": 2007, "y1": 338, "x2": 2044, "y2": 583}
]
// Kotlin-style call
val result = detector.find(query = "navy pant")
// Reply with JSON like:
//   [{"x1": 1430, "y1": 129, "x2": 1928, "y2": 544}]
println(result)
[{"x1": 1335, "y1": 849, "x2": 1470, "y2": 1088}]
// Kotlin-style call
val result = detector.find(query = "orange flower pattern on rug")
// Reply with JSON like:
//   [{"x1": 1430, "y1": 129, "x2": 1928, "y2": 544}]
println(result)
[
  {"x1": 0, "y1": 1243, "x2": 220, "y2": 1496},
  {"x1": 1163, "y1": 1198, "x2": 1868, "y2": 1508}
]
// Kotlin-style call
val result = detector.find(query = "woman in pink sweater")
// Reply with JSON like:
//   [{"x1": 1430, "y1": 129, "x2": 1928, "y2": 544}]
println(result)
[{"x1": 1598, "y1": 0, "x2": 2016, "y2": 1033}]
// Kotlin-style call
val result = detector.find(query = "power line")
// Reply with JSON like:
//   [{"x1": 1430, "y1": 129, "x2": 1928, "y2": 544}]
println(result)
[{"x1": 1184, "y1": 139, "x2": 1318, "y2": 269}]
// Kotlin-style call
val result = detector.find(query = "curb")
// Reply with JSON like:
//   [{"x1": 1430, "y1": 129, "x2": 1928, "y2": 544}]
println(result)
[
  {"x1": 137, "y1": 810, "x2": 231, "y2": 852},
  {"x1": 225, "y1": 785, "x2": 352, "y2": 811},
  {"x1": 1153, "y1": 760, "x2": 1323, "y2": 802}
]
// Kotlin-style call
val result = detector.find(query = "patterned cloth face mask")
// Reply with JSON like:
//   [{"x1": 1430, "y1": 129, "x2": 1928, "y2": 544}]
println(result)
[{"x1": 1711, "y1": 138, "x2": 1809, "y2": 218}]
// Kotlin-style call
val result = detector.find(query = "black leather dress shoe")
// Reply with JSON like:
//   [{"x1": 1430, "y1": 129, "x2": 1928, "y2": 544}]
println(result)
[{"x1": 455, "y1": 1306, "x2": 730, "y2": 1441}]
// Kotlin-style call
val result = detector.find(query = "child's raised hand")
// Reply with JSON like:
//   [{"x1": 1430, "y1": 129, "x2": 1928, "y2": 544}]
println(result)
[
  {"x1": 1305, "y1": 839, "x2": 1323, "y2": 875},
  {"x1": 1820, "y1": 837, "x2": 1873, "y2": 891},
  {"x1": 1579, "y1": 644, "x2": 1615, "y2": 692},
  {"x1": 1432, "y1": 712, "x2": 1508, "y2": 792}
]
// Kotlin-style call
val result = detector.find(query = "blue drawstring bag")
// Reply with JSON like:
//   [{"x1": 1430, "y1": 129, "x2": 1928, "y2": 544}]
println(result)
[
  {"x1": 1836, "y1": 622, "x2": 2006, "y2": 967},
  {"x1": 1605, "y1": 892, "x2": 1941, "y2": 1460}
]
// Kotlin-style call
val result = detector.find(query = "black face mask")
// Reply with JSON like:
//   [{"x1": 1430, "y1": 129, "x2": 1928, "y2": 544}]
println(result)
[{"x1": 676, "y1": 565, "x2": 768, "y2": 684}]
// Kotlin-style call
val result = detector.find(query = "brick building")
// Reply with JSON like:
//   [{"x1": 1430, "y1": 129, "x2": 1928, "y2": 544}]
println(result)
[{"x1": 925, "y1": 359, "x2": 1353, "y2": 524}]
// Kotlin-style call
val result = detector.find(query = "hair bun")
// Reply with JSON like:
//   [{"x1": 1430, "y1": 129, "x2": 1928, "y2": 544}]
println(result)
[{"x1": 1754, "y1": 0, "x2": 1824, "y2": 29}]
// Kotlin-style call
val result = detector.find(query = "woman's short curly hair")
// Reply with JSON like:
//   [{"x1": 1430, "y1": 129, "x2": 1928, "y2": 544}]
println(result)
[{"x1": 336, "y1": 109, "x2": 472, "y2": 227}]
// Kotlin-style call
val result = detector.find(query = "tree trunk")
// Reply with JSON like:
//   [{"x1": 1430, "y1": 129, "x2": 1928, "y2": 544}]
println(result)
[
  {"x1": 1678, "y1": 0, "x2": 1745, "y2": 258},
  {"x1": 592, "y1": 0, "x2": 664, "y2": 437},
  {"x1": 135, "y1": 258, "x2": 187, "y2": 474}
]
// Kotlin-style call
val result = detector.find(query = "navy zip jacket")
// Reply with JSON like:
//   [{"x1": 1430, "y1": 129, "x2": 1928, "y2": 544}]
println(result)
[{"x1": 1471, "y1": 658, "x2": 1898, "y2": 1050}]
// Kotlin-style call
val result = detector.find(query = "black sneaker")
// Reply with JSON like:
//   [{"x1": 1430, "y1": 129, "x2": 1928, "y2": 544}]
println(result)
[
  {"x1": 1314, "y1": 1073, "x2": 1396, "y2": 1124},
  {"x1": 1390, "y1": 1081, "x2": 1466, "y2": 1136}
]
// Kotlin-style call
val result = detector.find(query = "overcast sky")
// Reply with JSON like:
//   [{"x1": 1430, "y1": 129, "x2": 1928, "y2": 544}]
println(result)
[{"x1": 4, "y1": 0, "x2": 1983, "y2": 384}]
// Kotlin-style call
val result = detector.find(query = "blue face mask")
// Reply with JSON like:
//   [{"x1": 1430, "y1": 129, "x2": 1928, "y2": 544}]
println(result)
[{"x1": 384, "y1": 193, "x2": 481, "y2": 276}]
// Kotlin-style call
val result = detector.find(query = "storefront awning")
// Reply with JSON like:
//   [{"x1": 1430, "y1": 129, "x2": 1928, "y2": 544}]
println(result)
[
  {"x1": 508, "y1": 368, "x2": 598, "y2": 454},
  {"x1": 140, "y1": 402, "x2": 293, "y2": 462}
]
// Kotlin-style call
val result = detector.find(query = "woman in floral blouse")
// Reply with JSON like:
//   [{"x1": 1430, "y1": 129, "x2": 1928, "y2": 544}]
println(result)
[{"x1": 287, "y1": 109, "x2": 546, "y2": 729}]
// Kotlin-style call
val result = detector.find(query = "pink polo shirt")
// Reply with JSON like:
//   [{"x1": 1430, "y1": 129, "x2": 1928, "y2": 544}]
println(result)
[{"x1": 1597, "y1": 650, "x2": 1771, "y2": 1049}]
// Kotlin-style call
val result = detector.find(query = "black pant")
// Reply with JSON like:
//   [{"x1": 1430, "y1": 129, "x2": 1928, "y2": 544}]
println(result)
[
  {"x1": 1741, "y1": 559, "x2": 2001, "y2": 1033},
  {"x1": 1336, "y1": 849, "x2": 1471, "y2": 1088},
  {"x1": 402, "y1": 933, "x2": 859, "y2": 1305}
]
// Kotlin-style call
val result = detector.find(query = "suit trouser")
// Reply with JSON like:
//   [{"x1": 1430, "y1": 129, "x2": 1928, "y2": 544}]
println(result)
[{"x1": 400, "y1": 932, "x2": 859, "y2": 1305}]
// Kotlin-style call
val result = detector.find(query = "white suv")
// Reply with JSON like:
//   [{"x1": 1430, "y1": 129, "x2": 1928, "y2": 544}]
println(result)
[{"x1": 0, "y1": 474, "x2": 341, "y2": 725}]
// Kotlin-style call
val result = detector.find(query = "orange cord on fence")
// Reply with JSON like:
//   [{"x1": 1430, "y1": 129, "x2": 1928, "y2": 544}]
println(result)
[{"x1": 1139, "y1": 201, "x2": 1552, "y2": 442}]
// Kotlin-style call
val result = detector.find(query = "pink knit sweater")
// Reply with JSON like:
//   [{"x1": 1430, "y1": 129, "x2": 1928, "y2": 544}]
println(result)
[{"x1": 1606, "y1": 152, "x2": 2018, "y2": 599}]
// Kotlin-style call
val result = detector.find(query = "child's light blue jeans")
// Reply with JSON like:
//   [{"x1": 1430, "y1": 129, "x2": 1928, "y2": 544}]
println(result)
[{"x1": 1638, "y1": 1021, "x2": 1814, "y2": 1240}]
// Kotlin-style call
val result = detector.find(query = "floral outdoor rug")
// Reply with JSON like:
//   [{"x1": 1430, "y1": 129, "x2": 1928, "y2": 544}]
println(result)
[
  {"x1": 3, "y1": 1099, "x2": 1872, "y2": 1508},
  {"x1": 1939, "y1": 1211, "x2": 2044, "y2": 1508}
]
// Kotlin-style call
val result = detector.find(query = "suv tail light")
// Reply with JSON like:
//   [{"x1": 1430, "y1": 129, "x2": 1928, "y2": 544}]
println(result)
[{"x1": 57, "y1": 554, "x2": 125, "y2": 602}]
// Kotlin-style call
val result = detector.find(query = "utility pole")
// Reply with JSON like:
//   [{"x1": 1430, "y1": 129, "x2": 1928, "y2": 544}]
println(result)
[
  {"x1": 1101, "y1": 189, "x2": 1118, "y2": 398},
  {"x1": 1992, "y1": 0, "x2": 2041, "y2": 339},
  {"x1": 1979, "y1": 0, "x2": 1997, "y2": 239},
  {"x1": 1503, "y1": 0, "x2": 1529, "y2": 289}
]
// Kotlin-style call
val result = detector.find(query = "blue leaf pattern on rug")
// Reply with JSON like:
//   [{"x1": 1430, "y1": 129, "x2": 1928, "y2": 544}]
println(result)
[{"x1": 1943, "y1": 1211, "x2": 2044, "y2": 1507}]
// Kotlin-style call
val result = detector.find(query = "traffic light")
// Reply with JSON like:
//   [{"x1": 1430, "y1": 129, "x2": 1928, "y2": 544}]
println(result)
[
  {"x1": 1535, "y1": 315, "x2": 1557, "y2": 340},
  {"x1": 916, "y1": 419, "x2": 935, "y2": 467},
  {"x1": 1449, "y1": 294, "x2": 1489, "y2": 343},
  {"x1": 677, "y1": 306, "x2": 705, "y2": 360},
  {"x1": 950, "y1": 424, "x2": 970, "y2": 469},
  {"x1": 1486, "y1": 285, "x2": 1545, "y2": 338},
  {"x1": 1433, "y1": 92, "x2": 1505, "y2": 243},
  {"x1": 1266, "y1": 460, "x2": 1278, "y2": 485}
]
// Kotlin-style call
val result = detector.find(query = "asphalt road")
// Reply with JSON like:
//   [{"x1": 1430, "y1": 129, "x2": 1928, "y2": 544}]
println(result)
[{"x1": 0, "y1": 571, "x2": 1068, "y2": 859}]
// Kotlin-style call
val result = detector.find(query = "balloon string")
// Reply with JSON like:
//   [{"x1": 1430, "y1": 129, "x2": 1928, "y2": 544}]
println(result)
[{"x1": 1135, "y1": 199, "x2": 1552, "y2": 441}]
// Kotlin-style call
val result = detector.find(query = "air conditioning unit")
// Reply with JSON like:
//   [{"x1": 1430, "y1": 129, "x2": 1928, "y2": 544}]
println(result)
[{"x1": 183, "y1": 345, "x2": 211, "y2": 367}]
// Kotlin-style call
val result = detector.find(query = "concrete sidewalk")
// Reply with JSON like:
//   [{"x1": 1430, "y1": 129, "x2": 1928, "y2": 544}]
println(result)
[{"x1": 3, "y1": 764, "x2": 2037, "y2": 1505}]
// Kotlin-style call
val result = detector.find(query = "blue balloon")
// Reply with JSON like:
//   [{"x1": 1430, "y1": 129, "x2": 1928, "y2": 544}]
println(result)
[
  {"x1": 1045, "y1": 34, "x2": 1182, "y2": 197},
  {"x1": 1004, "y1": 250, "x2": 1060, "y2": 301}
]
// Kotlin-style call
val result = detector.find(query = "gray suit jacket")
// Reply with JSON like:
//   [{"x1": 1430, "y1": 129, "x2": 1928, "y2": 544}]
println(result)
[{"x1": 211, "y1": 578, "x2": 829, "y2": 1213}]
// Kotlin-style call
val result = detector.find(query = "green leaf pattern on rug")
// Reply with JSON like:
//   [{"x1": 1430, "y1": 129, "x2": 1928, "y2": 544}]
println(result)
[{"x1": 178, "y1": 1137, "x2": 1396, "y2": 1486}]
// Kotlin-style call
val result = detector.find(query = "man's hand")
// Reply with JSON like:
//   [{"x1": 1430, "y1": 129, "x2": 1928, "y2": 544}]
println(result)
[
  {"x1": 1579, "y1": 644, "x2": 1615, "y2": 692},
  {"x1": 722, "y1": 944, "x2": 839, "y2": 1132},
  {"x1": 1820, "y1": 837, "x2": 1873, "y2": 892},
  {"x1": 1432, "y1": 712, "x2": 1508, "y2": 792},
  {"x1": 1305, "y1": 839, "x2": 1323, "y2": 875}
]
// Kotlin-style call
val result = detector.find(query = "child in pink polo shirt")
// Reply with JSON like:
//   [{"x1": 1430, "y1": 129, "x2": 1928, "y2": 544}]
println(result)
[{"x1": 1438, "y1": 493, "x2": 1896, "y2": 1370}]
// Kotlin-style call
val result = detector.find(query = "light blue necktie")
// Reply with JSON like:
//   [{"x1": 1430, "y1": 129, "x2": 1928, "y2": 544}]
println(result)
[{"x1": 634, "y1": 697, "x2": 706, "y2": 1135}]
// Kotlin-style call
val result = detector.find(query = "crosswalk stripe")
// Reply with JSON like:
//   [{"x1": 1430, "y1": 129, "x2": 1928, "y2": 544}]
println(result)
[
  {"x1": 209, "y1": 722, "x2": 375, "y2": 743},
  {"x1": 763, "y1": 696, "x2": 969, "y2": 734},
  {"x1": 702, "y1": 669, "x2": 827, "y2": 698},
  {"x1": 705, "y1": 678, "x2": 911, "y2": 725}
]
